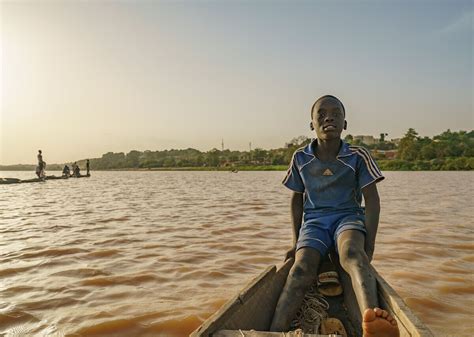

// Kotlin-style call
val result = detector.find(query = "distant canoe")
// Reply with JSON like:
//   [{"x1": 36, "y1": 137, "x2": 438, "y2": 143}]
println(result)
[
  {"x1": 0, "y1": 174, "x2": 90, "y2": 185},
  {"x1": 68, "y1": 174, "x2": 91, "y2": 179},
  {"x1": 0, "y1": 178, "x2": 22, "y2": 184},
  {"x1": 190, "y1": 258, "x2": 434, "y2": 337}
]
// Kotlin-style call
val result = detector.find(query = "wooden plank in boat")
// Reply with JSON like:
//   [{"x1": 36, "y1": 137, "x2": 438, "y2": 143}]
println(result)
[{"x1": 191, "y1": 260, "x2": 293, "y2": 337}]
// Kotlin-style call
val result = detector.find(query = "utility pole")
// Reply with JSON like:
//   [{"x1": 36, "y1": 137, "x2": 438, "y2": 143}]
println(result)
[
  {"x1": 221, "y1": 139, "x2": 224, "y2": 151},
  {"x1": 249, "y1": 142, "x2": 252, "y2": 161}
]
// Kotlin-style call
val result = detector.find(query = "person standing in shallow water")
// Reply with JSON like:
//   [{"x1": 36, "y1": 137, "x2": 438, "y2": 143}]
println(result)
[
  {"x1": 36, "y1": 150, "x2": 45, "y2": 179},
  {"x1": 270, "y1": 95, "x2": 399, "y2": 337},
  {"x1": 62, "y1": 164, "x2": 70, "y2": 177},
  {"x1": 86, "y1": 159, "x2": 90, "y2": 176},
  {"x1": 73, "y1": 162, "x2": 80, "y2": 177}
]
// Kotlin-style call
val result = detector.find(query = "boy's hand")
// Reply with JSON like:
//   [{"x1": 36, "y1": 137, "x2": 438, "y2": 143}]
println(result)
[{"x1": 284, "y1": 246, "x2": 296, "y2": 261}]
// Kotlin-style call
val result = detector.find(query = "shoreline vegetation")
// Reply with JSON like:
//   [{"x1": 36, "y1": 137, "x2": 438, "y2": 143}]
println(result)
[{"x1": 1, "y1": 129, "x2": 473, "y2": 172}]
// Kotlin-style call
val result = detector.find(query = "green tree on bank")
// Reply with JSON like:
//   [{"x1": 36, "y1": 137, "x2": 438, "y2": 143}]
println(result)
[
  {"x1": 398, "y1": 128, "x2": 419, "y2": 160},
  {"x1": 377, "y1": 129, "x2": 473, "y2": 170}
]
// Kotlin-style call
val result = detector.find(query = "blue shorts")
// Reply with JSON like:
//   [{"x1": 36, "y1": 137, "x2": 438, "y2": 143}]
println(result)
[{"x1": 296, "y1": 212, "x2": 366, "y2": 256}]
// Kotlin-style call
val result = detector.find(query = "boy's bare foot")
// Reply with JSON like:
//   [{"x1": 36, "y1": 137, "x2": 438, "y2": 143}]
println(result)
[{"x1": 363, "y1": 307, "x2": 400, "y2": 337}]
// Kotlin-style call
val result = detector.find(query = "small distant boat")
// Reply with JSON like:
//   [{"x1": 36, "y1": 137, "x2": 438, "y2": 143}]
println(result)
[
  {"x1": 68, "y1": 174, "x2": 91, "y2": 179},
  {"x1": 0, "y1": 174, "x2": 90, "y2": 185},
  {"x1": 190, "y1": 258, "x2": 434, "y2": 337}
]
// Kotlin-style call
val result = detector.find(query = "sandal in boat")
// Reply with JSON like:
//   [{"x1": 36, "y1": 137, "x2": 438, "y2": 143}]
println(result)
[
  {"x1": 320, "y1": 317, "x2": 347, "y2": 337},
  {"x1": 317, "y1": 271, "x2": 343, "y2": 297}
]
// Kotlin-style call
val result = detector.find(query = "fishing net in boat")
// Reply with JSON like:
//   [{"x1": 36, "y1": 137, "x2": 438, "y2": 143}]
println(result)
[{"x1": 289, "y1": 281, "x2": 329, "y2": 334}]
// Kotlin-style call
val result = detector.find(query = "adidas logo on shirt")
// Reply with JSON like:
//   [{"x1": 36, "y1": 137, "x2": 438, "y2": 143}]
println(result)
[{"x1": 322, "y1": 168, "x2": 334, "y2": 176}]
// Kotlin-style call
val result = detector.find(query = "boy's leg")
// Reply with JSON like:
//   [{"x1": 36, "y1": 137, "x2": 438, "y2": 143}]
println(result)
[
  {"x1": 337, "y1": 229, "x2": 378, "y2": 313},
  {"x1": 270, "y1": 247, "x2": 321, "y2": 331},
  {"x1": 338, "y1": 230, "x2": 400, "y2": 337}
]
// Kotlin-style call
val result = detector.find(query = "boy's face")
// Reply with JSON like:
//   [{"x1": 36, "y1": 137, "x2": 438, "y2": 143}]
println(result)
[{"x1": 311, "y1": 97, "x2": 346, "y2": 140}]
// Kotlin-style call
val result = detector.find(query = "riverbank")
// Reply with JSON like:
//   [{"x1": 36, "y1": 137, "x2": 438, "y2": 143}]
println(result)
[
  {"x1": 102, "y1": 166, "x2": 289, "y2": 171},
  {"x1": 2, "y1": 160, "x2": 473, "y2": 172},
  {"x1": 2, "y1": 167, "x2": 473, "y2": 172}
]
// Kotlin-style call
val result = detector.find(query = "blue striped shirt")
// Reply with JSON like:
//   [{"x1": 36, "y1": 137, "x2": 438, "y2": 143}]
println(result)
[{"x1": 283, "y1": 139, "x2": 384, "y2": 220}]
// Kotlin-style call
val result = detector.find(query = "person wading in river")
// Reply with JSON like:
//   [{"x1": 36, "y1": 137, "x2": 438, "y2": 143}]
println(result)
[
  {"x1": 36, "y1": 150, "x2": 45, "y2": 179},
  {"x1": 86, "y1": 159, "x2": 90, "y2": 176}
]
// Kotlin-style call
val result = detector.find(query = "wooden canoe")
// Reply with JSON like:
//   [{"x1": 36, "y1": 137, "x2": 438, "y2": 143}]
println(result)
[
  {"x1": 0, "y1": 174, "x2": 90, "y2": 184},
  {"x1": 190, "y1": 257, "x2": 434, "y2": 337}
]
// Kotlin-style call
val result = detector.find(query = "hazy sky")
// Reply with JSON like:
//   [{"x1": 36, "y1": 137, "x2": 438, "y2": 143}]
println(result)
[{"x1": 1, "y1": 0, "x2": 472, "y2": 164}]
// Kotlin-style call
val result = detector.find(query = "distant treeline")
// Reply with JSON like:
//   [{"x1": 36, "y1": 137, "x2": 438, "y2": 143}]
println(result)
[
  {"x1": 377, "y1": 129, "x2": 473, "y2": 171},
  {"x1": 88, "y1": 129, "x2": 474, "y2": 171},
  {"x1": 1, "y1": 129, "x2": 472, "y2": 171}
]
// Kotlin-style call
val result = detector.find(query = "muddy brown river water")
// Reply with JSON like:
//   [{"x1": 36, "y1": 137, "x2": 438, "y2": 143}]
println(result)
[{"x1": 1, "y1": 171, "x2": 472, "y2": 336}]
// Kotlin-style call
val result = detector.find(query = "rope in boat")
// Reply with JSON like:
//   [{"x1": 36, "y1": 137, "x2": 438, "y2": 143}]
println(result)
[
  {"x1": 289, "y1": 281, "x2": 329, "y2": 334},
  {"x1": 237, "y1": 280, "x2": 329, "y2": 336}
]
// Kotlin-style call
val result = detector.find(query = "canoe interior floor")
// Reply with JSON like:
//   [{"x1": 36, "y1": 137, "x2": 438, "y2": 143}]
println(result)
[{"x1": 325, "y1": 293, "x2": 359, "y2": 337}]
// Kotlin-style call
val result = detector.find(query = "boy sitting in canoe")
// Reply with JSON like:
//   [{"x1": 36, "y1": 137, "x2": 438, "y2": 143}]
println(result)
[{"x1": 270, "y1": 95, "x2": 399, "y2": 337}]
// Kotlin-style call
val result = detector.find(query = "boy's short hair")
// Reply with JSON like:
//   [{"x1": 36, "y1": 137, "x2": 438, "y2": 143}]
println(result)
[{"x1": 311, "y1": 95, "x2": 346, "y2": 119}]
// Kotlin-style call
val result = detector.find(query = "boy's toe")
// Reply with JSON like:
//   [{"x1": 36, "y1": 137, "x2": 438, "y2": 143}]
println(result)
[
  {"x1": 373, "y1": 307, "x2": 382, "y2": 316},
  {"x1": 363, "y1": 308, "x2": 376, "y2": 323}
]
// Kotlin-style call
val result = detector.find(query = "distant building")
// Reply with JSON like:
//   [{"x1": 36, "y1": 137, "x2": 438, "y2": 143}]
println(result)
[
  {"x1": 384, "y1": 150, "x2": 398, "y2": 159},
  {"x1": 353, "y1": 135, "x2": 378, "y2": 145},
  {"x1": 390, "y1": 138, "x2": 401, "y2": 145},
  {"x1": 373, "y1": 149, "x2": 398, "y2": 159}
]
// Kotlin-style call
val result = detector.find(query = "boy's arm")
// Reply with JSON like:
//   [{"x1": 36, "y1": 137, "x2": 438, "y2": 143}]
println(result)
[
  {"x1": 362, "y1": 182, "x2": 380, "y2": 262},
  {"x1": 285, "y1": 191, "x2": 304, "y2": 261}
]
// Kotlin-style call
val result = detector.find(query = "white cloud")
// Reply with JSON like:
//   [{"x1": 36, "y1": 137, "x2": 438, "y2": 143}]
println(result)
[{"x1": 440, "y1": 10, "x2": 473, "y2": 34}]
